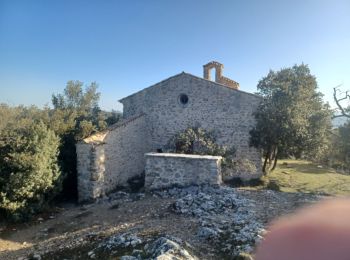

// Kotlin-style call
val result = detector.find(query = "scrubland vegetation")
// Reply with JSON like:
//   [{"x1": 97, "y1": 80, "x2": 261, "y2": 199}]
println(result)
[
  {"x1": 0, "y1": 64, "x2": 350, "y2": 222},
  {"x1": 0, "y1": 81, "x2": 121, "y2": 221}
]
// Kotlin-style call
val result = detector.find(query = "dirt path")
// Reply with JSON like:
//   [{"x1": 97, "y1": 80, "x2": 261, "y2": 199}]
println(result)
[
  {"x1": 0, "y1": 192, "x2": 200, "y2": 259},
  {"x1": 0, "y1": 188, "x2": 322, "y2": 260}
]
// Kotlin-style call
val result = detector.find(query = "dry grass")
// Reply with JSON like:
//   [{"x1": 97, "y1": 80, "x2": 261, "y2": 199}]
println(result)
[{"x1": 263, "y1": 160, "x2": 350, "y2": 196}]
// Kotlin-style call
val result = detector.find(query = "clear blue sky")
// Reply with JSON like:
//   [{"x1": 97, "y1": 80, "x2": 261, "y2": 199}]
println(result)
[{"x1": 1, "y1": 0, "x2": 349, "y2": 111}]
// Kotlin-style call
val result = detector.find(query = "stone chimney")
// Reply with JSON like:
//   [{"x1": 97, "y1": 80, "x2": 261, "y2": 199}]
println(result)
[{"x1": 203, "y1": 61, "x2": 239, "y2": 90}]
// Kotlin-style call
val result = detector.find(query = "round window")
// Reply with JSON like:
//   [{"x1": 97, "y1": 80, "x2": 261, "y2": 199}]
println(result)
[{"x1": 179, "y1": 94, "x2": 189, "y2": 105}]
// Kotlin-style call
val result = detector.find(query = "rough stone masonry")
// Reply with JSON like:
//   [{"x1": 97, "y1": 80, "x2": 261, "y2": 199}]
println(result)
[
  {"x1": 76, "y1": 61, "x2": 262, "y2": 202},
  {"x1": 144, "y1": 153, "x2": 223, "y2": 190}
]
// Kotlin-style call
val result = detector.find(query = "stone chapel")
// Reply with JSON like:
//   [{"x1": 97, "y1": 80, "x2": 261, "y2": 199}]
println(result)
[{"x1": 76, "y1": 61, "x2": 262, "y2": 201}]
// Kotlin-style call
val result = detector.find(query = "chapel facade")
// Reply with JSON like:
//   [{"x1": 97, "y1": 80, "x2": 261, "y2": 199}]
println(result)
[{"x1": 76, "y1": 62, "x2": 262, "y2": 201}]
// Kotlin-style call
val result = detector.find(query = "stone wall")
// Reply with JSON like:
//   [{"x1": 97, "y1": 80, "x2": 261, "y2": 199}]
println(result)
[
  {"x1": 76, "y1": 115, "x2": 150, "y2": 202},
  {"x1": 144, "y1": 153, "x2": 222, "y2": 190},
  {"x1": 120, "y1": 72, "x2": 262, "y2": 179},
  {"x1": 203, "y1": 61, "x2": 239, "y2": 89},
  {"x1": 76, "y1": 143, "x2": 105, "y2": 202},
  {"x1": 77, "y1": 66, "x2": 263, "y2": 201}
]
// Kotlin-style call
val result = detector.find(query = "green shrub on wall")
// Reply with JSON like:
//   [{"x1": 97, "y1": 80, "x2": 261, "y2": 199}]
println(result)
[
  {"x1": 166, "y1": 127, "x2": 256, "y2": 179},
  {"x1": 166, "y1": 127, "x2": 229, "y2": 156},
  {"x1": 0, "y1": 121, "x2": 62, "y2": 221}
]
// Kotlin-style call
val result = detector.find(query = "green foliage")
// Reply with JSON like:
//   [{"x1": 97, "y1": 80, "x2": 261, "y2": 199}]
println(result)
[
  {"x1": 0, "y1": 103, "x2": 21, "y2": 130},
  {"x1": 250, "y1": 64, "x2": 332, "y2": 173},
  {"x1": 0, "y1": 81, "x2": 121, "y2": 210},
  {"x1": 51, "y1": 80, "x2": 103, "y2": 138},
  {"x1": 104, "y1": 110, "x2": 122, "y2": 126},
  {"x1": 52, "y1": 81, "x2": 100, "y2": 113},
  {"x1": 50, "y1": 81, "x2": 120, "y2": 199},
  {"x1": 324, "y1": 123, "x2": 350, "y2": 171},
  {"x1": 222, "y1": 158, "x2": 257, "y2": 179},
  {"x1": 50, "y1": 81, "x2": 121, "y2": 140},
  {"x1": 0, "y1": 121, "x2": 61, "y2": 221},
  {"x1": 337, "y1": 123, "x2": 350, "y2": 167},
  {"x1": 166, "y1": 127, "x2": 228, "y2": 156},
  {"x1": 327, "y1": 86, "x2": 350, "y2": 171},
  {"x1": 265, "y1": 180, "x2": 281, "y2": 192},
  {"x1": 0, "y1": 81, "x2": 121, "y2": 219},
  {"x1": 0, "y1": 103, "x2": 50, "y2": 131},
  {"x1": 166, "y1": 127, "x2": 256, "y2": 178}
]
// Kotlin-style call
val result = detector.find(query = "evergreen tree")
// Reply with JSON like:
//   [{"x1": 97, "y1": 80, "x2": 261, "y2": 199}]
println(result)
[
  {"x1": 0, "y1": 82, "x2": 121, "y2": 219},
  {"x1": 0, "y1": 121, "x2": 61, "y2": 221},
  {"x1": 50, "y1": 81, "x2": 120, "y2": 199},
  {"x1": 250, "y1": 64, "x2": 332, "y2": 173}
]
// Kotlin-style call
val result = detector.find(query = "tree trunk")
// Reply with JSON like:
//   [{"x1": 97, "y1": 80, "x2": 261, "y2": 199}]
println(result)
[
  {"x1": 271, "y1": 147, "x2": 278, "y2": 171},
  {"x1": 268, "y1": 148, "x2": 274, "y2": 166},
  {"x1": 262, "y1": 153, "x2": 269, "y2": 175}
]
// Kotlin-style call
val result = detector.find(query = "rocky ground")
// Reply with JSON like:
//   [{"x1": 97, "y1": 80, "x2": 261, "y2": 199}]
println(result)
[{"x1": 0, "y1": 185, "x2": 322, "y2": 260}]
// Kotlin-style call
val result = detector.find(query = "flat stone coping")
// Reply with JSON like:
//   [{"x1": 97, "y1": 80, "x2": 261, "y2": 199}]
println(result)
[{"x1": 145, "y1": 152, "x2": 222, "y2": 160}]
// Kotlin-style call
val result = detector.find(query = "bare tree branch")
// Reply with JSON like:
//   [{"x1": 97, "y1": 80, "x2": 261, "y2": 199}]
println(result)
[
  {"x1": 332, "y1": 86, "x2": 350, "y2": 119},
  {"x1": 332, "y1": 114, "x2": 347, "y2": 119}
]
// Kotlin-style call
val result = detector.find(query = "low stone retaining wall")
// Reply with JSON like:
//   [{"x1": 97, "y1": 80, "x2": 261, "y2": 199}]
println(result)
[{"x1": 144, "y1": 153, "x2": 222, "y2": 190}]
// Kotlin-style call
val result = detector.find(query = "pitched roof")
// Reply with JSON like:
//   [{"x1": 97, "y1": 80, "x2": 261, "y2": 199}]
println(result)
[{"x1": 119, "y1": 72, "x2": 260, "y2": 103}]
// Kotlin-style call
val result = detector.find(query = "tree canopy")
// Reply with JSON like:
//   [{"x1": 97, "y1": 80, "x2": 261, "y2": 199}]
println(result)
[
  {"x1": 50, "y1": 81, "x2": 121, "y2": 199},
  {"x1": 250, "y1": 64, "x2": 332, "y2": 173},
  {"x1": 0, "y1": 121, "x2": 61, "y2": 221},
  {"x1": 0, "y1": 81, "x2": 122, "y2": 218}
]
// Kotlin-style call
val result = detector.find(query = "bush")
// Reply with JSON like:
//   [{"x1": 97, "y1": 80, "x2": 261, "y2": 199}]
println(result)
[
  {"x1": 221, "y1": 158, "x2": 257, "y2": 179},
  {"x1": 166, "y1": 127, "x2": 257, "y2": 179},
  {"x1": 166, "y1": 127, "x2": 228, "y2": 156},
  {"x1": 0, "y1": 121, "x2": 62, "y2": 221},
  {"x1": 265, "y1": 180, "x2": 281, "y2": 191}
]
